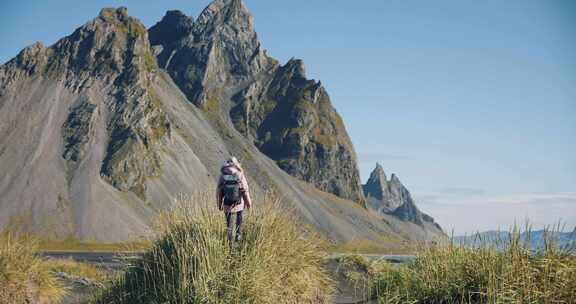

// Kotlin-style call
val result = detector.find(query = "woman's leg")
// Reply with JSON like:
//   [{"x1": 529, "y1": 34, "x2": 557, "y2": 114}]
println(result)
[
  {"x1": 235, "y1": 211, "x2": 243, "y2": 241},
  {"x1": 225, "y1": 212, "x2": 233, "y2": 243}
]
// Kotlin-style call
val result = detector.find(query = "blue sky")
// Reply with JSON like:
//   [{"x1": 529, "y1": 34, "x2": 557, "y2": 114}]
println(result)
[{"x1": 1, "y1": 0, "x2": 574, "y2": 234}]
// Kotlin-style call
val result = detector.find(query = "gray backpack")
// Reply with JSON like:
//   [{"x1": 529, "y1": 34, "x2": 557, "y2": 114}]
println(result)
[{"x1": 222, "y1": 173, "x2": 242, "y2": 206}]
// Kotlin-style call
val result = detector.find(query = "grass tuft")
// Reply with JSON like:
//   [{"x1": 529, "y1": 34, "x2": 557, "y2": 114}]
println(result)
[
  {"x1": 93, "y1": 192, "x2": 334, "y2": 303},
  {"x1": 0, "y1": 233, "x2": 67, "y2": 304}
]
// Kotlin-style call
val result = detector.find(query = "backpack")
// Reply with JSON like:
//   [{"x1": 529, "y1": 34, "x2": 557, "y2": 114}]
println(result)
[{"x1": 222, "y1": 172, "x2": 242, "y2": 206}]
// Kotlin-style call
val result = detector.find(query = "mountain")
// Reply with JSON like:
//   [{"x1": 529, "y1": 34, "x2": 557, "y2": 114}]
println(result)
[
  {"x1": 0, "y1": 1, "x2": 444, "y2": 243},
  {"x1": 454, "y1": 230, "x2": 576, "y2": 251},
  {"x1": 363, "y1": 163, "x2": 441, "y2": 229},
  {"x1": 148, "y1": 1, "x2": 364, "y2": 203}
]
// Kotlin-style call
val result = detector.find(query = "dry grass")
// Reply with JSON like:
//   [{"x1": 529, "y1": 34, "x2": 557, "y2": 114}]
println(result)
[
  {"x1": 0, "y1": 233, "x2": 67, "y2": 304},
  {"x1": 338, "y1": 227, "x2": 576, "y2": 304},
  {"x1": 38, "y1": 239, "x2": 151, "y2": 253},
  {"x1": 92, "y1": 193, "x2": 334, "y2": 304},
  {"x1": 0, "y1": 233, "x2": 110, "y2": 304},
  {"x1": 47, "y1": 257, "x2": 107, "y2": 284}
]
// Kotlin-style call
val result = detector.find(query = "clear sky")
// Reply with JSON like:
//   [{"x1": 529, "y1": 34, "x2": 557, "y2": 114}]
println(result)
[{"x1": 1, "y1": 0, "x2": 574, "y2": 234}]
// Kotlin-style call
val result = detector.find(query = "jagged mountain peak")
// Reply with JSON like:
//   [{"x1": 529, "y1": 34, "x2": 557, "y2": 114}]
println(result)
[
  {"x1": 161, "y1": 9, "x2": 190, "y2": 21},
  {"x1": 364, "y1": 164, "x2": 408, "y2": 197},
  {"x1": 1, "y1": 7, "x2": 154, "y2": 91},
  {"x1": 371, "y1": 163, "x2": 387, "y2": 180},
  {"x1": 98, "y1": 7, "x2": 129, "y2": 21},
  {"x1": 90, "y1": 7, "x2": 149, "y2": 40},
  {"x1": 12, "y1": 41, "x2": 47, "y2": 73},
  {"x1": 194, "y1": 0, "x2": 253, "y2": 34},
  {"x1": 390, "y1": 173, "x2": 401, "y2": 184},
  {"x1": 150, "y1": 0, "x2": 272, "y2": 107},
  {"x1": 364, "y1": 163, "x2": 387, "y2": 201},
  {"x1": 47, "y1": 6, "x2": 152, "y2": 78},
  {"x1": 81, "y1": 7, "x2": 149, "y2": 46},
  {"x1": 149, "y1": 10, "x2": 194, "y2": 46},
  {"x1": 283, "y1": 58, "x2": 307, "y2": 80},
  {"x1": 363, "y1": 164, "x2": 441, "y2": 229},
  {"x1": 18, "y1": 41, "x2": 45, "y2": 58}
]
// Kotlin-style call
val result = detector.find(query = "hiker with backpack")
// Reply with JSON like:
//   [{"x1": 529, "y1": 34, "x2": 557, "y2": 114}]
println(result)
[{"x1": 217, "y1": 157, "x2": 252, "y2": 244}]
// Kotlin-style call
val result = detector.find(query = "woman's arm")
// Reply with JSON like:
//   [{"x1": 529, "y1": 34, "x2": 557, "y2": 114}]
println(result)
[
  {"x1": 240, "y1": 173, "x2": 252, "y2": 209},
  {"x1": 216, "y1": 177, "x2": 223, "y2": 210}
]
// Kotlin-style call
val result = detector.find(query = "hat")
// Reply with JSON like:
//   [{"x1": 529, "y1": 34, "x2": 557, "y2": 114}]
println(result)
[{"x1": 225, "y1": 156, "x2": 240, "y2": 167}]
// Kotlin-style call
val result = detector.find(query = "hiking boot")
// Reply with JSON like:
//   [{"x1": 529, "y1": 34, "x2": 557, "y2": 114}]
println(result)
[{"x1": 235, "y1": 232, "x2": 242, "y2": 242}]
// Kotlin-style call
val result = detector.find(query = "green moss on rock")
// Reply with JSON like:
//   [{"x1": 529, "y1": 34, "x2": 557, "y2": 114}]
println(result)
[{"x1": 144, "y1": 52, "x2": 157, "y2": 71}]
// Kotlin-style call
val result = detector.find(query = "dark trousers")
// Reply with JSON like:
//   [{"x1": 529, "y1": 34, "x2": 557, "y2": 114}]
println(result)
[{"x1": 225, "y1": 211, "x2": 243, "y2": 242}]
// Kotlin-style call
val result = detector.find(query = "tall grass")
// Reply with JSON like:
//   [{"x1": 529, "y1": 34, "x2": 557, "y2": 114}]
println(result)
[
  {"x1": 339, "y1": 227, "x2": 576, "y2": 303},
  {"x1": 93, "y1": 193, "x2": 334, "y2": 304},
  {"x1": 0, "y1": 233, "x2": 67, "y2": 304}
]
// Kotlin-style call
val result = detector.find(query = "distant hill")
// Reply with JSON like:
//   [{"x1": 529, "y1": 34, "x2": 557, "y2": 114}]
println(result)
[{"x1": 454, "y1": 230, "x2": 576, "y2": 251}]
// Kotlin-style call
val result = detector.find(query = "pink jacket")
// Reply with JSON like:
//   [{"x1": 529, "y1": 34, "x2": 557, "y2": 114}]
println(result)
[{"x1": 216, "y1": 165, "x2": 252, "y2": 213}]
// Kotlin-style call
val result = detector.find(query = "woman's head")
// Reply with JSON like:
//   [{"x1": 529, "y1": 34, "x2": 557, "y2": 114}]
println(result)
[{"x1": 224, "y1": 156, "x2": 242, "y2": 170}]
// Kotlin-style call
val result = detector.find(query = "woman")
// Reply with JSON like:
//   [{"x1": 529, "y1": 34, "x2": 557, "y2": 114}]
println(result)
[{"x1": 216, "y1": 157, "x2": 252, "y2": 243}]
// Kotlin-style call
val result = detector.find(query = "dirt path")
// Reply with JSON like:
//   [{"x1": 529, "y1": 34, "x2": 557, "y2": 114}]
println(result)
[
  {"x1": 41, "y1": 251, "x2": 139, "y2": 271},
  {"x1": 327, "y1": 254, "x2": 415, "y2": 303},
  {"x1": 41, "y1": 252, "x2": 139, "y2": 304}
]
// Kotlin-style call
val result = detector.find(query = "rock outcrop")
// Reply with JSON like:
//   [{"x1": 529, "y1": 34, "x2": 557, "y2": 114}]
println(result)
[
  {"x1": 149, "y1": 0, "x2": 274, "y2": 107},
  {"x1": 149, "y1": 1, "x2": 365, "y2": 203},
  {"x1": 62, "y1": 8, "x2": 171, "y2": 199},
  {"x1": 363, "y1": 163, "x2": 441, "y2": 229},
  {"x1": 231, "y1": 59, "x2": 365, "y2": 203}
]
